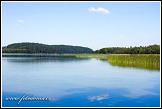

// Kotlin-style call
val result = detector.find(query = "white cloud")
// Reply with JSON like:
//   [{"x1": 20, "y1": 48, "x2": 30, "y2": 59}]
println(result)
[
  {"x1": 88, "y1": 7, "x2": 110, "y2": 14},
  {"x1": 15, "y1": 20, "x2": 24, "y2": 26},
  {"x1": 17, "y1": 20, "x2": 24, "y2": 23}
]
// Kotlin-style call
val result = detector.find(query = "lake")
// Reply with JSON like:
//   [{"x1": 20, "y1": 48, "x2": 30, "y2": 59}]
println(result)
[{"x1": 2, "y1": 54, "x2": 160, "y2": 107}]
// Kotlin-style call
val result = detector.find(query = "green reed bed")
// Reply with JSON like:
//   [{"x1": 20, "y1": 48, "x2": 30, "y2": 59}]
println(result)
[
  {"x1": 107, "y1": 54, "x2": 160, "y2": 70},
  {"x1": 65, "y1": 54, "x2": 110, "y2": 59},
  {"x1": 65, "y1": 54, "x2": 160, "y2": 70}
]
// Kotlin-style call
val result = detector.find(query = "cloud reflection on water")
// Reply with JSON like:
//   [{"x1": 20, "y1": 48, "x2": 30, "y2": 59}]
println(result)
[
  {"x1": 2, "y1": 57, "x2": 160, "y2": 106},
  {"x1": 88, "y1": 94, "x2": 109, "y2": 101}
]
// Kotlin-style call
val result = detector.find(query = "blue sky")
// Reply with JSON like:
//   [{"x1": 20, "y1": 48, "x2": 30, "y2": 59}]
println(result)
[{"x1": 2, "y1": 2, "x2": 160, "y2": 50}]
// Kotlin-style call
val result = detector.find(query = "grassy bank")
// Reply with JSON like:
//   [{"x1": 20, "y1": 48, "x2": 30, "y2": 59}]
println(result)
[
  {"x1": 107, "y1": 54, "x2": 160, "y2": 70},
  {"x1": 65, "y1": 54, "x2": 111, "y2": 59},
  {"x1": 66, "y1": 54, "x2": 160, "y2": 70}
]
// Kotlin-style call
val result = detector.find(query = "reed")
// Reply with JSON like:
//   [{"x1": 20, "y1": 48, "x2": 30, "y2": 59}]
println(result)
[
  {"x1": 107, "y1": 54, "x2": 160, "y2": 70},
  {"x1": 67, "y1": 54, "x2": 110, "y2": 59},
  {"x1": 65, "y1": 54, "x2": 160, "y2": 70}
]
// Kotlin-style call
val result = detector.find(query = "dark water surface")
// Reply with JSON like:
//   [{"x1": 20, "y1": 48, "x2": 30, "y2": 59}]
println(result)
[{"x1": 2, "y1": 54, "x2": 160, "y2": 107}]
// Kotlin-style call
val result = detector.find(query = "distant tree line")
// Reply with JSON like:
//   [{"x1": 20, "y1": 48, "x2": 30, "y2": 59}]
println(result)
[
  {"x1": 2, "y1": 42, "x2": 160, "y2": 54},
  {"x1": 94, "y1": 44, "x2": 160, "y2": 54},
  {"x1": 2, "y1": 42, "x2": 93, "y2": 54}
]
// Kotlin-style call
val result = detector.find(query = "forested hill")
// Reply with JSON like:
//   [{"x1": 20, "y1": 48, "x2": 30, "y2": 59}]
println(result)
[
  {"x1": 2, "y1": 42, "x2": 93, "y2": 54},
  {"x1": 94, "y1": 44, "x2": 160, "y2": 54}
]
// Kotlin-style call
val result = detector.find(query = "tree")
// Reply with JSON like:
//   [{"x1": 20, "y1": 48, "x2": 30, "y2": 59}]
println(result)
[
  {"x1": 94, "y1": 45, "x2": 160, "y2": 54},
  {"x1": 2, "y1": 42, "x2": 93, "y2": 54}
]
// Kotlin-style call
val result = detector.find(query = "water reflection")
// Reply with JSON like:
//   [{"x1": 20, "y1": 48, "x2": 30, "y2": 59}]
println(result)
[
  {"x1": 3, "y1": 56, "x2": 90, "y2": 63},
  {"x1": 2, "y1": 53, "x2": 70, "y2": 57},
  {"x1": 2, "y1": 56, "x2": 160, "y2": 107},
  {"x1": 87, "y1": 94, "x2": 109, "y2": 101}
]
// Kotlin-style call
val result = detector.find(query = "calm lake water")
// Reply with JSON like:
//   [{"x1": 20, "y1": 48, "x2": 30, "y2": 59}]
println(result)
[{"x1": 2, "y1": 55, "x2": 160, "y2": 107}]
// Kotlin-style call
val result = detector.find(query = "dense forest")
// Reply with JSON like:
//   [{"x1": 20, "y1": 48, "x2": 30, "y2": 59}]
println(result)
[
  {"x1": 94, "y1": 44, "x2": 160, "y2": 54},
  {"x1": 2, "y1": 42, "x2": 93, "y2": 54},
  {"x1": 2, "y1": 42, "x2": 160, "y2": 54}
]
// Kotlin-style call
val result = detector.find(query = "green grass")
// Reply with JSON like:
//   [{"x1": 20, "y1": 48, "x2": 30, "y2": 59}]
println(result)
[
  {"x1": 107, "y1": 54, "x2": 160, "y2": 70},
  {"x1": 65, "y1": 54, "x2": 111, "y2": 59},
  {"x1": 65, "y1": 54, "x2": 160, "y2": 70}
]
